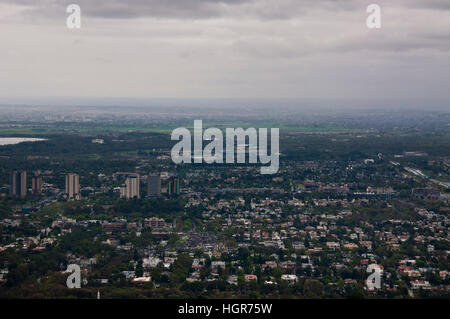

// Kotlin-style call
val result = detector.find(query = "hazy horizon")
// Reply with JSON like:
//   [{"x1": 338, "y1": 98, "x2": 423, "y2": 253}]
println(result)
[{"x1": 0, "y1": 97, "x2": 449, "y2": 112}]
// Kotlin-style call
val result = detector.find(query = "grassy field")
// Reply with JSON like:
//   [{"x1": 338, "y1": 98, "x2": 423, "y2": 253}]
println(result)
[{"x1": 0, "y1": 122, "x2": 350, "y2": 136}]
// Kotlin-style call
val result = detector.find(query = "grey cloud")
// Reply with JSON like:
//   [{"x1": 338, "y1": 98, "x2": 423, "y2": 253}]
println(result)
[
  {"x1": 1, "y1": 0, "x2": 449, "y2": 21},
  {"x1": 409, "y1": 0, "x2": 450, "y2": 11},
  {"x1": 0, "y1": 0, "x2": 449, "y2": 100},
  {"x1": 3, "y1": 0, "x2": 251, "y2": 19}
]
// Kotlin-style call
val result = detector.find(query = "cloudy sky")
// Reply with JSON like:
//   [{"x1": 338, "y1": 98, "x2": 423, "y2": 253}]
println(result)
[{"x1": 0, "y1": 0, "x2": 449, "y2": 102}]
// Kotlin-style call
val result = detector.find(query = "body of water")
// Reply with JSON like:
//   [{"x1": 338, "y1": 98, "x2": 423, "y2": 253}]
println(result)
[{"x1": 0, "y1": 137, "x2": 47, "y2": 146}]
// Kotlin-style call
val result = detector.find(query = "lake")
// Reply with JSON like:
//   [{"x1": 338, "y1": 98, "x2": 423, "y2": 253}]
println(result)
[{"x1": 0, "y1": 137, "x2": 47, "y2": 146}]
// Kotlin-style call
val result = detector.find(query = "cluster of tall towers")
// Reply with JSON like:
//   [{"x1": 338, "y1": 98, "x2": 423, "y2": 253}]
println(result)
[
  {"x1": 10, "y1": 171, "x2": 43, "y2": 198},
  {"x1": 8, "y1": 170, "x2": 177, "y2": 200},
  {"x1": 9, "y1": 171, "x2": 80, "y2": 199},
  {"x1": 120, "y1": 173, "x2": 179, "y2": 199}
]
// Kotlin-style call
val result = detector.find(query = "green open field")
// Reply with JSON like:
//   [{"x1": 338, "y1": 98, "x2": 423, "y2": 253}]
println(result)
[{"x1": 0, "y1": 122, "x2": 350, "y2": 136}]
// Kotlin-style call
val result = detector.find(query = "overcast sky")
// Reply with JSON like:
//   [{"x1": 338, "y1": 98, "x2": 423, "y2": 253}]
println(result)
[{"x1": 0, "y1": 0, "x2": 449, "y2": 103}]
